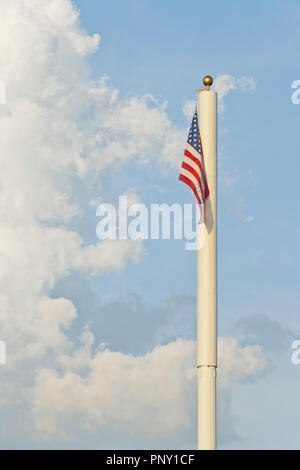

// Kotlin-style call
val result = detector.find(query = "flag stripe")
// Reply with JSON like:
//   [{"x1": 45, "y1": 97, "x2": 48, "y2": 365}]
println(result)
[
  {"x1": 179, "y1": 173, "x2": 201, "y2": 205},
  {"x1": 184, "y1": 147, "x2": 207, "y2": 193},
  {"x1": 181, "y1": 161, "x2": 205, "y2": 199},
  {"x1": 180, "y1": 167, "x2": 204, "y2": 204},
  {"x1": 183, "y1": 155, "x2": 205, "y2": 193},
  {"x1": 184, "y1": 149, "x2": 202, "y2": 170},
  {"x1": 185, "y1": 143, "x2": 203, "y2": 163}
]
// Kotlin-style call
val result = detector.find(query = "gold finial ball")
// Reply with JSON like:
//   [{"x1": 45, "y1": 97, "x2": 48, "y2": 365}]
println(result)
[{"x1": 203, "y1": 75, "x2": 213, "y2": 87}]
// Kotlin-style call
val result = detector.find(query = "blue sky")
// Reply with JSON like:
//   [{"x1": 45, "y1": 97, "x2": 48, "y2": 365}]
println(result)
[
  {"x1": 0, "y1": 0, "x2": 300, "y2": 450},
  {"x1": 75, "y1": 0, "x2": 300, "y2": 449},
  {"x1": 72, "y1": 0, "x2": 300, "y2": 449}
]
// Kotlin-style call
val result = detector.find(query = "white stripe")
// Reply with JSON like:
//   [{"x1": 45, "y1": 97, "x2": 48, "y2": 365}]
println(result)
[
  {"x1": 180, "y1": 167, "x2": 204, "y2": 203},
  {"x1": 183, "y1": 155, "x2": 205, "y2": 192},
  {"x1": 186, "y1": 143, "x2": 204, "y2": 163}
]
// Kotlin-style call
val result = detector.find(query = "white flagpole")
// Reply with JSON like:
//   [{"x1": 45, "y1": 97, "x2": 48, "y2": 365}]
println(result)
[{"x1": 197, "y1": 76, "x2": 217, "y2": 450}]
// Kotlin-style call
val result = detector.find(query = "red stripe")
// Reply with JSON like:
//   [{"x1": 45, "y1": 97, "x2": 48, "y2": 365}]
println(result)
[
  {"x1": 185, "y1": 145, "x2": 210, "y2": 200},
  {"x1": 184, "y1": 149, "x2": 206, "y2": 188},
  {"x1": 181, "y1": 161, "x2": 205, "y2": 200},
  {"x1": 179, "y1": 173, "x2": 201, "y2": 205},
  {"x1": 180, "y1": 138, "x2": 210, "y2": 208},
  {"x1": 184, "y1": 149, "x2": 202, "y2": 170}
]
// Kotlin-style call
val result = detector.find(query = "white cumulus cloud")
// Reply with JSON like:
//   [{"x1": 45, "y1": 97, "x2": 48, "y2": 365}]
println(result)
[
  {"x1": 0, "y1": 0, "x2": 183, "y2": 368},
  {"x1": 214, "y1": 74, "x2": 257, "y2": 114},
  {"x1": 28, "y1": 336, "x2": 267, "y2": 446}
]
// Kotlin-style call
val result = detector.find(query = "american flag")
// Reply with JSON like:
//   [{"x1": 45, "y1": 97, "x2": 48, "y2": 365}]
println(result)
[{"x1": 179, "y1": 110, "x2": 209, "y2": 216}]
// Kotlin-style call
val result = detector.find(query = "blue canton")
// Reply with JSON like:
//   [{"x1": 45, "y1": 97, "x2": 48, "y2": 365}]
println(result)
[{"x1": 187, "y1": 111, "x2": 202, "y2": 154}]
